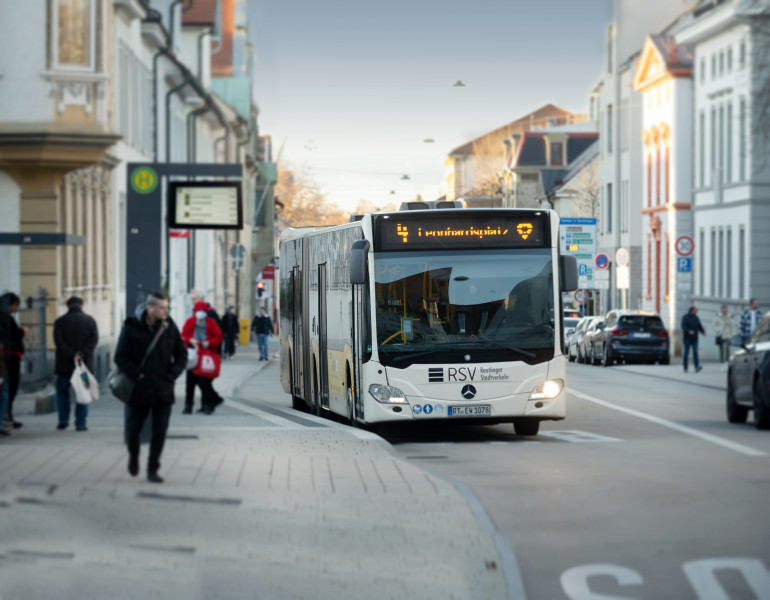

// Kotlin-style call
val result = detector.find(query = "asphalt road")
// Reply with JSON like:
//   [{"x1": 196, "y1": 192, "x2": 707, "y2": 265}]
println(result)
[{"x1": 380, "y1": 363, "x2": 770, "y2": 599}]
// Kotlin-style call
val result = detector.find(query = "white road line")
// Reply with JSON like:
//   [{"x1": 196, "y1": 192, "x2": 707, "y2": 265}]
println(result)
[
  {"x1": 567, "y1": 387, "x2": 767, "y2": 457},
  {"x1": 226, "y1": 398, "x2": 304, "y2": 428}
]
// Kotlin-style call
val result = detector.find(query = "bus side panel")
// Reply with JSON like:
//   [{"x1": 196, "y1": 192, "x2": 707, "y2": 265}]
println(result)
[{"x1": 279, "y1": 239, "x2": 300, "y2": 397}]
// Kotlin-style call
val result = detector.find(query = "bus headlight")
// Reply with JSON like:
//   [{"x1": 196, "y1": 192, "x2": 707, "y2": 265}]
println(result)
[
  {"x1": 368, "y1": 384, "x2": 408, "y2": 404},
  {"x1": 529, "y1": 379, "x2": 564, "y2": 400}
]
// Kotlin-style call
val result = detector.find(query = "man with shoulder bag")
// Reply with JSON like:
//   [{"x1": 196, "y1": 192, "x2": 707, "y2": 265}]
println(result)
[{"x1": 113, "y1": 291, "x2": 187, "y2": 483}]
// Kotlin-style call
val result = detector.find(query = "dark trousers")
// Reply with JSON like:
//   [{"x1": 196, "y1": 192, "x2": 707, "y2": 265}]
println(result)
[
  {"x1": 5, "y1": 355, "x2": 20, "y2": 419},
  {"x1": 127, "y1": 403, "x2": 172, "y2": 473},
  {"x1": 683, "y1": 337, "x2": 699, "y2": 371},
  {"x1": 185, "y1": 371, "x2": 222, "y2": 410},
  {"x1": 224, "y1": 335, "x2": 236, "y2": 357}
]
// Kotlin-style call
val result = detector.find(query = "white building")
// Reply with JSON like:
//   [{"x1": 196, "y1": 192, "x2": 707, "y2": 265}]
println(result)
[{"x1": 673, "y1": 0, "x2": 770, "y2": 358}]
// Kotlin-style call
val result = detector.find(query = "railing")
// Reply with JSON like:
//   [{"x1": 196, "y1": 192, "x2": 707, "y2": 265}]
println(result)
[{"x1": 18, "y1": 289, "x2": 48, "y2": 393}]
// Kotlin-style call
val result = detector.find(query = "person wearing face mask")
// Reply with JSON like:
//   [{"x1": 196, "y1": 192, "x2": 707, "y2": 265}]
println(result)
[{"x1": 181, "y1": 301, "x2": 224, "y2": 414}]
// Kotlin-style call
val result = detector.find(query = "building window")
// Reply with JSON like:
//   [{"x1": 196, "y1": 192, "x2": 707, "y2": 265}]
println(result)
[
  {"x1": 739, "y1": 227, "x2": 745, "y2": 298},
  {"x1": 646, "y1": 235, "x2": 652, "y2": 300},
  {"x1": 711, "y1": 108, "x2": 717, "y2": 180},
  {"x1": 551, "y1": 142, "x2": 563, "y2": 166},
  {"x1": 607, "y1": 105, "x2": 613, "y2": 154},
  {"x1": 665, "y1": 231, "x2": 670, "y2": 301},
  {"x1": 719, "y1": 51, "x2": 724, "y2": 77},
  {"x1": 718, "y1": 105, "x2": 724, "y2": 183},
  {"x1": 726, "y1": 228, "x2": 732, "y2": 298},
  {"x1": 711, "y1": 54, "x2": 716, "y2": 79},
  {"x1": 647, "y1": 154, "x2": 652, "y2": 207},
  {"x1": 718, "y1": 228, "x2": 724, "y2": 297},
  {"x1": 699, "y1": 112, "x2": 705, "y2": 187},
  {"x1": 726, "y1": 102, "x2": 732, "y2": 183},
  {"x1": 739, "y1": 97, "x2": 747, "y2": 181},
  {"x1": 727, "y1": 47, "x2": 733, "y2": 73},
  {"x1": 665, "y1": 147, "x2": 670, "y2": 203},
  {"x1": 699, "y1": 229, "x2": 705, "y2": 295},
  {"x1": 53, "y1": 0, "x2": 95, "y2": 70},
  {"x1": 656, "y1": 148, "x2": 661, "y2": 205},
  {"x1": 700, "y1": 58, "x2": 705, "y2": 83},
  {"x1": 740, "y1": 41, "x2": 746, "y2": 68},
  {"x1": 606, "y1": 183, "x2": 612, "y2": 234},
  {"x1": 710, "y1": 229, "x2": 716, "y2": 296}
]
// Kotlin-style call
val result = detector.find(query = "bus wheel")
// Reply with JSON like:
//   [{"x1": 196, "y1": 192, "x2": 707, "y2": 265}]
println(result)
[
  {"x1": 312, "y1": 366, "x2": 321, "y2": 416},
  {"x1": 513, "y1": 420, "x2": 540, "y2": 436},
  {"x1": 290, "y1": 362, "x2": 305, "y2": 411},
  {"x1": 346, "y1": 386, "x2": 359, "y2": 427}
]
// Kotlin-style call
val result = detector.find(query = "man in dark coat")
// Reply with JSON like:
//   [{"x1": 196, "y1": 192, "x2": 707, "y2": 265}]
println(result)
[
  {"x1": 1, "y1": 293, "x2": 26, "y2": 429},
  {"x1": 221, "y1": 305, "x2": 239, "y2": 358},
  {"x1": 681, "y1": 305, "x2": 706, "y2": 373},
  {"x1": 53, "y1": 296, "x2": 99, "y2": 431},
  {"x1": 114, "y1": 291, "x2": 187, "y2": 483},
  {"x1": 251, "y1": 307, "x2": 273, "y2": 361}
]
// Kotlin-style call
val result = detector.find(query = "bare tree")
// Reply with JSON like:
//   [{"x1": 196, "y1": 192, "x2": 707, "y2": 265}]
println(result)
[
  {"x1": 566, "y1": 155, "x2": 601, "y2": 227},
  {"x1": 467, "y1": 135, "x2": 505, "y2": 201},
  {"x1": 274, "y1": 166, "x2": 348, "y2": 230}
]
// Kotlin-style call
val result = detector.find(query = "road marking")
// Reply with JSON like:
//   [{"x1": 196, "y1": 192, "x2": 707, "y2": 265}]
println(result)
[
  {"x1": 540, "y1": 430, "x2": 622, "y2": 443},
  {"x1": 567, "y1": 388, "x2": 767, "y2": 457},
  {"x1": 561, "y1": 564, "x2": 643, "y2": 599},
  {"x1": 227, "y1": 398, "x2": 310, "y2": 428},
  {"x1": 683, "y1": 558, "x2": 770, "y2": 600}
]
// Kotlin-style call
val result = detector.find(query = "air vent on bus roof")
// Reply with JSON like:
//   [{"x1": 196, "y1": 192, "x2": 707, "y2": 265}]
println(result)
[{"x1": 398, "y1": 200, "x2": 466, "y2": 211}]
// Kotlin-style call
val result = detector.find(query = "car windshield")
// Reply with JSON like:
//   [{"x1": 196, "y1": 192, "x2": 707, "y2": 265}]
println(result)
[
  {"x1": 617, "y1": 315, "x2": 665, "y2": 331},
  {"x1": 373, "y1": 249, "x2": 555, "y2": 367}
]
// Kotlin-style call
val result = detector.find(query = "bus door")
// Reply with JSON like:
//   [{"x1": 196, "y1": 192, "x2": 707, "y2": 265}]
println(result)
[
  {"x1": 291, "y1": 266, "x2": 302, "y2": 398},
  {"x1": 318, "y1": 263, "x2": 329, "y2": 410},
  {"x1": 352, "y1": 284, "x2": 364, "y2": 422}
]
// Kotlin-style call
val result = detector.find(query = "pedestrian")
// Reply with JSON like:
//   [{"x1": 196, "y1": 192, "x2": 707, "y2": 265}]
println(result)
[
  {"x1": 53, "y1": 296, "x2": 99, "y2": 431},
  {"x1": 251, "y1": 307, "x2": 273, "y2": 361},
  {"x1": 738, "y1": 298, "x2": 762, "y2": 345},
  {"x1": 114, "y1": 291, "x2": 187, "y2": 483},
  {"x1": 681, "y1": 305, "x2": 705, "y2": 373},
  {"x1": 0, "y1": 339, "x2": 7, "y2": 437},
  {"x1": 0, "y1": 293, "x2": 27, "y2": 430},
  {"x1": 712, "y1": 305, "x2": 736, "y2": 363},
  {"x1": 181, "y1": 301, "x2": 224, "y2": 414},
  {"x1": 189, "y1": 290, "x2": 222, "y2": 330},
  {"x1": 222, "y1": 305, "x2": 239, "y2": 358}
]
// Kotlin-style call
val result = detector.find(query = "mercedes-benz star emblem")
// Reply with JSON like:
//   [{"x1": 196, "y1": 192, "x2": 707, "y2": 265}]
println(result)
[{"x1": 461, "y1": 385, "x2": 477, "y2": 400}]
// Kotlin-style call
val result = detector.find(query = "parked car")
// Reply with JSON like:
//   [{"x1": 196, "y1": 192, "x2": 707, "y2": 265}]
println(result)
[
  {"x1": 591, "y1": 310, "x2": 670, "y2": 366},
  {"x1": 727, "y1": 315, "x2": 770, "y2": 429},
  {"x1": 568, "y1": 316, "x2": 590, "y2": 362},
  {"x1": 583, "y1": 317, "x2": 606, "y2": 365},
  {"x1": 563, "y1": 317, "x2": 580, "y2": 351}
]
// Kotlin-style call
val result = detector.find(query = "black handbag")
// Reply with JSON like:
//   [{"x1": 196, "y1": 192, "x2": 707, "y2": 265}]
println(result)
[{"x1": 108, "y1": 322, "x2": 168, "y2": 402}]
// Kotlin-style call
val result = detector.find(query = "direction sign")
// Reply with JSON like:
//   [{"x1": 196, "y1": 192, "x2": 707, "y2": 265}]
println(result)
[
  {"x1": 574, "y1": 289, "x2": 586, "y2": 303},
  {"x1": 559, "y1": 218, "x2": 597, "y2": 289},
  {"x1": 616, "y1": 248, "x2": 629, "y2": 267},
  {"x1": 675, "y1": 235, "x2": 694, "y2": 257},
  {"x1": 595, "y1": 254, "x2": 609, "y2": 270}
]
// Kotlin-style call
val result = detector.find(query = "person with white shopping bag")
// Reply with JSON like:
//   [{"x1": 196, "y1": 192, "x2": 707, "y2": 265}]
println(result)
[
  {"x1": 181, "y1": 301, "x2": 224, "y2": 415},
  {"x1": 53, "y1": 296, "x2": 99, "y2": 431}
]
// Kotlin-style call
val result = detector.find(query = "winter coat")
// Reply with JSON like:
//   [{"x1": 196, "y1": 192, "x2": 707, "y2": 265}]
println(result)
[
  {"x1": 681, "y1": 313, "x2": 705, "y2": 343},
  {"x1": 53, "y1": 306, "x2": 99, "y2": 376},
  {"x1": 712, "y1": 312, "x2": 736, "y2": 341},
  {"x1": 181, "y1": 316, "x2": 223, "y2": 351},
  {"x1": 252, "y1": 315, "x2": 272, "y2": 335},
  {"x1": 739, "y1": 308, "x2": 763, "y2": 339},
  {"x1": 113, "y1": 306, "x2": 187, "y2": 405},
  {"x1": 222, "y1": 312, "x2": 239, "y2": 337}
]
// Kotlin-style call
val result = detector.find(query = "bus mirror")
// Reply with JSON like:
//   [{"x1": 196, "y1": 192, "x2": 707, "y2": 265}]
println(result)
[
  {"x1": 350, "y1": 240, "x2": 370, "y2": 284},
  {"x1": 560, "y1": 255, "x2": 578, "y2": 292}
]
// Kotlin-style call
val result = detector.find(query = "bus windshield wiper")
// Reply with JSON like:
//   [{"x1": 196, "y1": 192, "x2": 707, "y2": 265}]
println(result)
[
  {"x1": 391, "y1": 349, "x2": 448, "y2": 363},
  {"x1": 476, "y1": 340, "x2": 536, "y2": 359}
]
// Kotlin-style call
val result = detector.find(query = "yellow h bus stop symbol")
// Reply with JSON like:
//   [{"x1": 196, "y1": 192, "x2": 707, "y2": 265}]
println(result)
[{"x1": 130, "y1": 167, "x2": 159, "y2": 194}]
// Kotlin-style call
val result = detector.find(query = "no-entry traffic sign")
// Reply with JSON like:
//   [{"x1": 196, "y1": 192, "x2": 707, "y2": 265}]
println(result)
[{"x1": 595, "y1": 254, "x2": 609, "y2": 270}]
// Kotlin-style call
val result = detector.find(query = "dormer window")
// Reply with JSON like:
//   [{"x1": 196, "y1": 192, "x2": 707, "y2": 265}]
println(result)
[
  {"x1": 53, "y1": 0, "x2": 95, "y2": 71},
  {"x1": 551, "y1": 142, "x2": 563, "y2": 166}
]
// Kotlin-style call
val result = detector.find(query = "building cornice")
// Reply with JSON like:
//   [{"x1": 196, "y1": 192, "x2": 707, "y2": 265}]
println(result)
[{"x1": 641, "y1": 203, "x2": 692, "y2": 215}]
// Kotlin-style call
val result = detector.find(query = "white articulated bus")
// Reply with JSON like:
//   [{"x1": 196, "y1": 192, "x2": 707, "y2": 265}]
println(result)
[{"x1": 279, "y1": 208, "x2": 577, "y2": 435}]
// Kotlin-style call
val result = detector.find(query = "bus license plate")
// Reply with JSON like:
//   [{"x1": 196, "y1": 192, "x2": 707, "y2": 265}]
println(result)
[{"x1": 448, "y1": 405, "x2": 491, "y2": 417}]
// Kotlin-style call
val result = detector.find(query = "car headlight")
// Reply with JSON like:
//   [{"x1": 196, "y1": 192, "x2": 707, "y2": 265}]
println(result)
[
  {"x1": 368, "y1": 384, "x2": 408, "y2": 404},
  {"x1": 529, "y1": 379, "x2": 564, "y2": 400}
]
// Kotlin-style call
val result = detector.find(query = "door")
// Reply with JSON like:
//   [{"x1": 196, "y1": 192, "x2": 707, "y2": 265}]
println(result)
[
  {"x1": 318, "y1": 263, "x2": 329, "y2": 410},
  {"x1": 352, "y1": 285, "x2": 364, "y2": 422},
  {"x1": 291, "y1": 266, "x2": 302, "y2": 398}
]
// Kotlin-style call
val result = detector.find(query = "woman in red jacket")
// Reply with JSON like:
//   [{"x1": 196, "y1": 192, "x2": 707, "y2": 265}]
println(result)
[{"x1": 181, "y1": 301, "x2": 224, "y2": 414}]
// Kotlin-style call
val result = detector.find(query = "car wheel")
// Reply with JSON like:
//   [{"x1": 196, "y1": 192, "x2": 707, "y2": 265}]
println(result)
[
  {"x1": 660, "y1": 355, "x2": 670, "y2": 366},
  {"x1": 602, "y1": 345, "x2": 612, "y2": 367},
  {"x1": 753, "y1": 378, "x2": 770, "y2": 430},
  {"x1": 577, "y1": 347, "x2": 584, "y2": 364},
  {"x1": 513, "y1": 420, "x2": 540, "y2": 436},
  {"x1": 568, "y1": 346, "x2": 575, "y2": 362},
  {"x1": 727, "y1": 375, "x2": 748, "y2": 424},
  {"x1": 590, "y1": 345, "x2": 597, "y2": 366}
]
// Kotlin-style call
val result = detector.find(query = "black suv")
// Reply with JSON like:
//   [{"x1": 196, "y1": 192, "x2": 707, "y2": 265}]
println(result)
[{"x1": 591, "y1": 310, "x2": 670, "y2": 367}]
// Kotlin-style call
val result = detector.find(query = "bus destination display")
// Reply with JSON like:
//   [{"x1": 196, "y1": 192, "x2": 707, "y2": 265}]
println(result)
[
  {"x1": 168, "y1": 182, "x2": 243, "y2": 230},
  {"x1": 375, "y1": 212, "x2": 548, "y2": 251}
]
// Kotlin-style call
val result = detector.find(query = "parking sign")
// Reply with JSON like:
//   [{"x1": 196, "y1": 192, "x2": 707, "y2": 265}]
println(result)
[{"x1": 677, "y1": 257, "x2": 692, "y2": 273}]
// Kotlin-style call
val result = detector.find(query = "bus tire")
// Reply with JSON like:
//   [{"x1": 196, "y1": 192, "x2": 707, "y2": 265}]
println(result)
[
  {"x1": 513, "y1": 420, "x2": 540, "y2": 436},
  {"x1": 289, "y1": 361, "x2": 305, "y2": 411},
  {"x1": 312, "y1": 364, "x2": 321, "y2": 416}
]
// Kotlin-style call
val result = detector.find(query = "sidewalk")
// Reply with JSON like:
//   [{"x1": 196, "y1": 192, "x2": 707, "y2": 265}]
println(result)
[
  {"x1": 612, "y1": 358, "x2": 728, "y2": 391},
  {"x1": 0, "y1": 341, "x2": 510, "y2": 600}
]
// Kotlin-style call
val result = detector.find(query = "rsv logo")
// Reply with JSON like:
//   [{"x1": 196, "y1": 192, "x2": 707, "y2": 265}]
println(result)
[
  {"x1": 428, "y1": 367, "x2": 443, "y2": 382},
  {"x1": 447, "y1": 367, "x2": 476, "y2": 382}
]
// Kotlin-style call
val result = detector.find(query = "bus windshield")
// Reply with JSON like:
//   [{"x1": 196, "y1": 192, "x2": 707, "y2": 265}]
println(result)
[{"x1": 373, "y1": 249, "x2": 555, "y2": 367}]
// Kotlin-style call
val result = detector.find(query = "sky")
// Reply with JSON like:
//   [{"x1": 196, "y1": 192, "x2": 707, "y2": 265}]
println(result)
[{"x1": 248, "y1": 0, "x2": 613, "y2": 211}]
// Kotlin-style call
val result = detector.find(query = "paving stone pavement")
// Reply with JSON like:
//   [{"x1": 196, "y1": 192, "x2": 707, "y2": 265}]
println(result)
[{"x1": 0, "y1": 343, "x2": 511, "y2": 600}]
